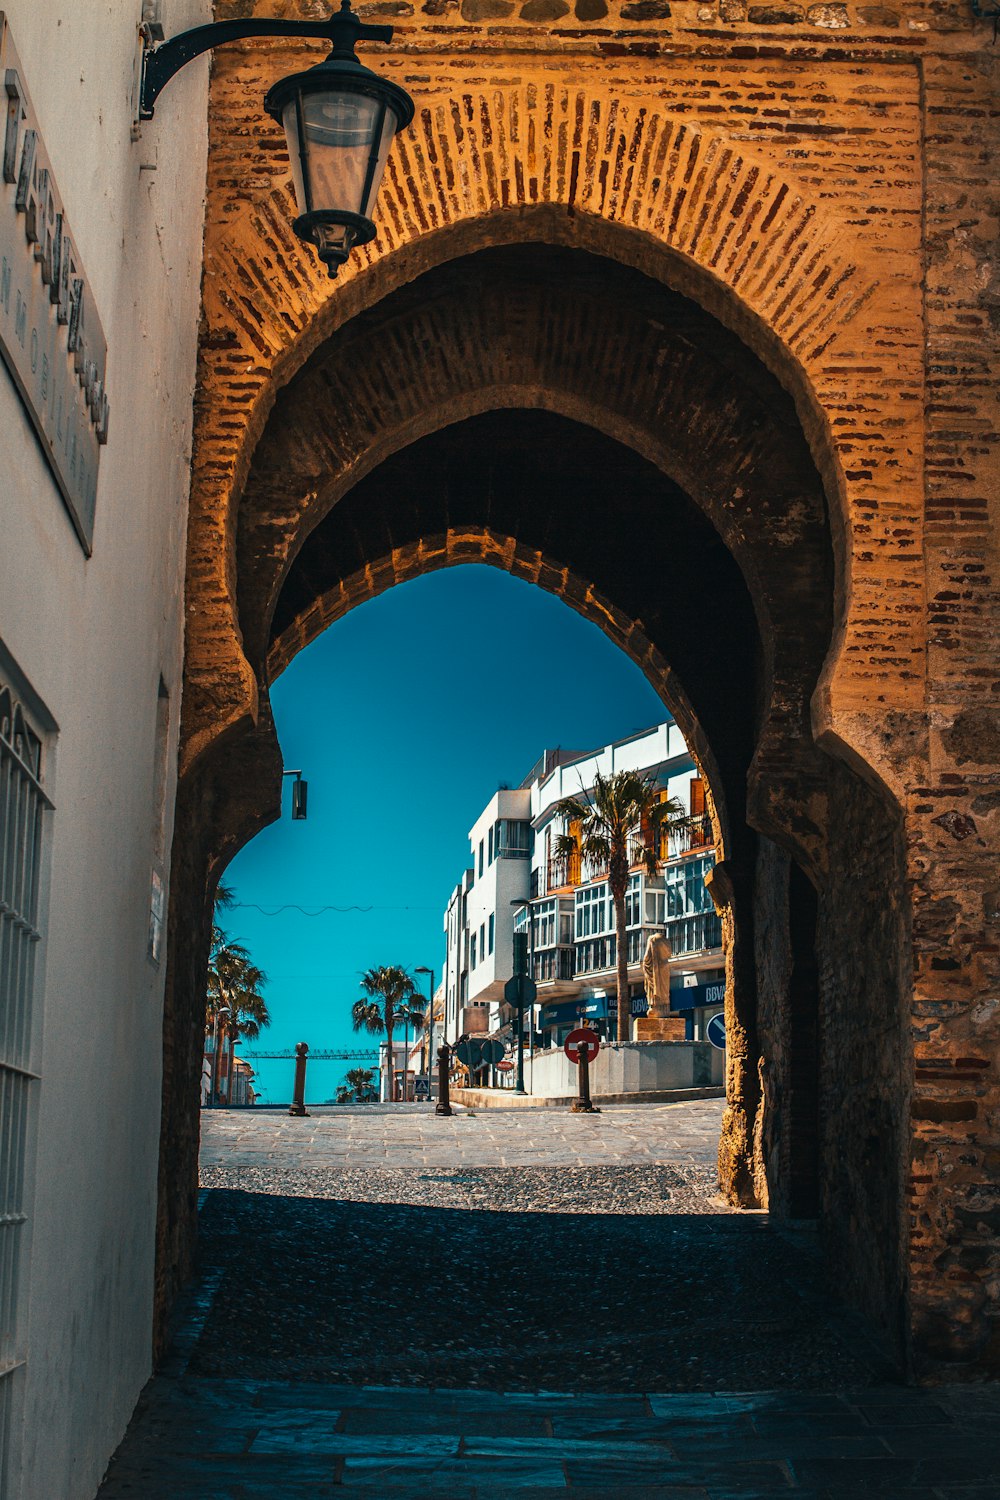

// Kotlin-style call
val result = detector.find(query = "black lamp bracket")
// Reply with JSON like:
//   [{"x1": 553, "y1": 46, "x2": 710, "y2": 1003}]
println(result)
[{"x1": 139, "y1": 0, "x2": 394, "y2": 120}]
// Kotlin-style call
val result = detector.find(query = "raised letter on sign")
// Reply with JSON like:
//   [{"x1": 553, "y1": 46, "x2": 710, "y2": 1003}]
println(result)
[
  {"x1": 4, "y1": 70, "x2": 24, "y2": 184},
  {"x1": 14, "y1": 127, "x2": 36, "y2": 229},
  {"x1": 67, "y1": 276, "x2": 84, "y2": 363}
]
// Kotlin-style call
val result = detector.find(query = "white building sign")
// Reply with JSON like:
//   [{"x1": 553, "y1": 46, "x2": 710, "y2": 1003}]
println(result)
[{"x1": 1, "y1": 13, "x2": 111, "y2": 553}]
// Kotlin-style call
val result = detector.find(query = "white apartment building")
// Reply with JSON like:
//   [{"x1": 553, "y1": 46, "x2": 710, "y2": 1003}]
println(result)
[
  {"x1": 440, "y1": 722, "x2": 725, "y2": 1061},
  {"x1": 441, "y1": 789, "x2": 536, "y2": 1045}
]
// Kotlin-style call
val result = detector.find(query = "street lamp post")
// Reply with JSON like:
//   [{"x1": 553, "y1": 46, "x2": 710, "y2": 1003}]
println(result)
[
  {"x1": 415, "y1": 966, "x2": 434, "y2": 1104},
  {"x1": 138, "y1": 0, "x2": 414, "y2": 279}
]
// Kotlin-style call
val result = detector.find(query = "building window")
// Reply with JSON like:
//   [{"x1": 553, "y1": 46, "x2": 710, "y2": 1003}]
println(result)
[
  {"x1": 533, "y1": 899, "x2": 557, "y2": 949},
  {"x1": 0, "y1": 676, "x2": 51, "y2": 1489},
  {"x1": 478, "y1": 840, "x2": 484, "y2": 877},
  {"x1": 479, "y1": 923, "x2": 485, "y2": 962},
  {"x1": 488, "y1": 914, "x2": 494, "y2": 954},
  {"x1": 488, "y1": 825, "x2": 494, "y2": 864},
  {"x1": 575, "y1": 882, "x2": 610, "y2": 939},
  {"x1": 497, "y1": 819, "x2": 531, "y2": 858},
  {"x1": 470, "y1": 934, "x2": 477, "y2": 968},
  {"x1": 575, "y1": 935, "x2": 616, "y2": 975}
]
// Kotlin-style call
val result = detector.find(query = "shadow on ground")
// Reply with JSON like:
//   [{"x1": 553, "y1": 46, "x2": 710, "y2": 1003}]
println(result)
[{"x1": 191, "y1": 1187, "x2": 889, "y2": 1392}]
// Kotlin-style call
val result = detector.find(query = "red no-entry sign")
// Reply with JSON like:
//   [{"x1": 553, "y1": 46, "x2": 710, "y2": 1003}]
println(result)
[{"x1": 564, "y1": 1028, "x2": 600, "y2": 1064}]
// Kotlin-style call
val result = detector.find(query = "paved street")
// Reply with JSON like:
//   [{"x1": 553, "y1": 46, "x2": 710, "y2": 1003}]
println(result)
[
  {"x1": 198, "y1": 1098, "x2": 729, "y2": 1171},
  {"x1": 96, "y1": 1103, "x2": 1000, "y2": 1498}
]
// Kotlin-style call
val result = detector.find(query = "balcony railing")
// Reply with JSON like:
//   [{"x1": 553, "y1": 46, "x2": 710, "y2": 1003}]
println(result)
[
  {"x1": 545, "y1": 853, "x2": 581, "y2": 891},
  {"x1": 660, "y1": 817, "x2": 714, "y2": 861},
  {"x1": 532, "y1": 947, "x2": 576, "y2": 983},
  {"x1": 532, "y1": 818, "x2": 716, "y2": 897}
]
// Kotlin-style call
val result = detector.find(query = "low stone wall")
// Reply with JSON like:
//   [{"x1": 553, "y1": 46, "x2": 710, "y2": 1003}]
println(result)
[
  {"x1": 453, "y1": 1084, "x2": 725, "y2": 1109},
  {"x1": 513, "y1": 1041, "x2": 723, "y2": 1101}
]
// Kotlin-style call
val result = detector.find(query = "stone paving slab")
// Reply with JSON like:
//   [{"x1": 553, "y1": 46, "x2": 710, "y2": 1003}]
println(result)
[{"x1": 97, "y1": 1377, "x2": 1000, "y2": 1499}]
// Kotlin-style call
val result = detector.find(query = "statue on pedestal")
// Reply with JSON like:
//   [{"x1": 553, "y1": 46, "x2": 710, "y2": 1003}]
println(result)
[{"x1": 641, "y1": 932, "x2": 672, "y2": 1019}]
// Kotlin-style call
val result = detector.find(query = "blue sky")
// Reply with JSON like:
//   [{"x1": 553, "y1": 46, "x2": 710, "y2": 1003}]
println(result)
[{"x1": 221, "y1": 565, "x2": 665, "y2": 1103}]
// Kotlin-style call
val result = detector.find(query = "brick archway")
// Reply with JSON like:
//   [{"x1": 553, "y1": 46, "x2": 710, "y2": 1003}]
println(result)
[
  {"x1": 188, "y1": 60, "x2": 922, "y2": 794},
  {"x1": 164, "y1": 214, "x2": 918, "y2": 1375}
]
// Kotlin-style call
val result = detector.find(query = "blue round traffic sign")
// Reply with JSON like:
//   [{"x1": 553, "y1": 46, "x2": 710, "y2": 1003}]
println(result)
[{"x1": 706, "y1": 1012, "x2": 726, "y2": 1049}]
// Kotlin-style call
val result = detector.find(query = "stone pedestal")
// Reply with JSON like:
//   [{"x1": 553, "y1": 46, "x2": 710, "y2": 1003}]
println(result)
[{"x1": 635, "y1": 1016, "x2": 686, "y2": 1041}]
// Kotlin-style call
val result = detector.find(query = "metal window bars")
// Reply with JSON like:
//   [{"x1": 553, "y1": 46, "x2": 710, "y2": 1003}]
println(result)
[{"x1": 0, "y1": 680, "x2": 50, "y2": 1491}]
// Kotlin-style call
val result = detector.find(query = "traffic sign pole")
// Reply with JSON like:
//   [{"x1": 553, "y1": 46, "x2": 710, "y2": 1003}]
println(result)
[{"x1": 504, "y1": 970, "x2": 537, "y2": 1096}]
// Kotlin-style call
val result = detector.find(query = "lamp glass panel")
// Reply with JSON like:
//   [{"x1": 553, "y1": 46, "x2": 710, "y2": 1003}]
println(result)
[
  {"x1": 359, "y1": 107, "x2": 397, "y2": 220},
  {"x1": 284, "y1": 90, "x2": 388, "y2": 222},
  {"x1": 282, "y1": 98, "x2": 309, "y2": 214}
]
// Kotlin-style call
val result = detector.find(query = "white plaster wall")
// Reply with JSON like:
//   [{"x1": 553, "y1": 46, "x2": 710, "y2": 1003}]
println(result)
[
  {"x1": 466, "y1": 789, "x2": 530, "y2": 1001},
  {"x1": 0, "y1": 3, "x2": 210, "y2": 1496}
]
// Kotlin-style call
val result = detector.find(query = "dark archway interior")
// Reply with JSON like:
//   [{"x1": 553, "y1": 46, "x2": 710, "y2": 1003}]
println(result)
[
  {"x1": 272, "y1": 410, "x2": 761, "y2": 837},
  {"x1": 160, "y1": 238, "x2": 910, "y2": 1376}
]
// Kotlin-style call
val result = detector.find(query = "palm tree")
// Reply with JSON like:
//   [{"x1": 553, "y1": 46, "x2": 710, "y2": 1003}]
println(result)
[
  {"x1": 344, "y1": 1066, "x2": 376, "y2": 1102},
  {"x1": 206, "y1": 928, "x2": 269, "y2": 1104},
  {"x1": 555, "y1": 769, "x2": 691, "y2": 1045},
  {"x1": 352, "y1": 966, "x2": 418, "y2": 1101}
]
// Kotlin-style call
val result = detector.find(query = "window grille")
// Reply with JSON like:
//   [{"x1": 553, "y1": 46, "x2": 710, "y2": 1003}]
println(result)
[{"x1": 0, "y1": 679, "x2": 51, "y2": 1492}]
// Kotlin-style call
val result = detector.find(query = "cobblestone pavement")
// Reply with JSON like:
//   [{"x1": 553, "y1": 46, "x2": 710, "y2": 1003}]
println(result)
[
  {"x1": 96, "y1": 1104, "x2": 1000, "y2": 1498},
  {"x1": 198, "y1": 1099, "x2": 728, "y2": 1170}
]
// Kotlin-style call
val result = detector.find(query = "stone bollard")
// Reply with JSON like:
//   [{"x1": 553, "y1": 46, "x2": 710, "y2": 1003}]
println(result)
[
  {"x1": 571, "y1": 1038, "x2": 600, "y2": 1114},
  {"x1": 288, "y1": 1041, "x2": 310, "y2": 1116},
  {"x1": 435, "y1": 1044, "x2": 453, "y2": 1117}
]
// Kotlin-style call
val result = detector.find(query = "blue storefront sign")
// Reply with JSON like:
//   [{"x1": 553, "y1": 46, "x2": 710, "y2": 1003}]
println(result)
[
  {"x1": 669, "y1": 979, "x2": 726, "y2": 1012},
  {"x1": 540, "y1": 995, "x2": 608, "y2": 1028}
]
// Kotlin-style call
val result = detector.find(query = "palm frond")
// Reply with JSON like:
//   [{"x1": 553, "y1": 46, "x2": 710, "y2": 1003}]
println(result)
[
  {"x1": 214, "y1": 880, "x2": 236, "y2": 911},
  {"x1": 554, "y1": 794, "x2": 588, "y2": 824},
  {"x1": 351, "y1": 999, "x2": 385, "y2": 1036},
  {"x1": 579, "y1": 833, "x2": 612, "y2": 869}
]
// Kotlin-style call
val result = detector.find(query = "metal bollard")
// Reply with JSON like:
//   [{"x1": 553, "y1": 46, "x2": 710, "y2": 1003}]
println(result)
[
  {"x1": 288, "y1": 1041, "x2": 310, "y2": 1116},
  {"x1": 571, "y1": 1039, "x2": 600, "y2": 1114},
  {"x1": 435, "y1": 1044, "x2": 453, "y2": 1117}
]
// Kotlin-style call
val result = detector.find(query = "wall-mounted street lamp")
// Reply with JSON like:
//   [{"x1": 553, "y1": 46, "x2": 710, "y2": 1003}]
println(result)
[
  {"x1": 282, "y1": 769, "x2": 308, "y2": 820},
  {"x1": 138, "y1": 0, "x2": 414, "y2": 278}
]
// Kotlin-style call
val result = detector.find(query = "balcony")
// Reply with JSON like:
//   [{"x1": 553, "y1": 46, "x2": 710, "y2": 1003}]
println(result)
[
  {"x1": 660, "y1": 816, "x2": 714, "y2": 862},
  {"x1": 544, "y1": 853, "x2": 581, "y2": 892},
  {"x1": 532, "y1": 946, "x2": 576, "y2": 984}
]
